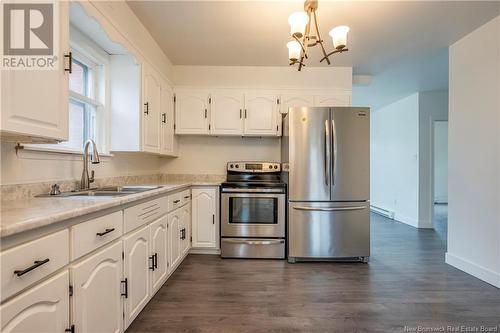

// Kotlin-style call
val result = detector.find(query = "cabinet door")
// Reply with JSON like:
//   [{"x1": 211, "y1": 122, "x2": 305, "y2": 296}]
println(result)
[
  {"x1": 71, "y1": 241, "x2": 122, "y2": 333},
  {"x1": 160, "y1": 83, "x2": 177, "y2": 156},
  {"x1": 280, "y1": 94, "x2": 314, "y2": 114},
  {"x1": 313, "y1": 92, "x2": 351, "y2": 107},
  {"x1": 175, "y1": 91, "x2": 210, "y2": 135},
  {"x1": 168, "y1": 211, "x2": 181, "y2": 270},
  {"x1": 0, "y1": 1, "x2": 69, "y2": 142},
  {"x1": 0, "y1": 271, "x2": 69, "y2": 333},
  {"x1": 244, "y1": 93, "x2": 280, "y2": 136},
  {"x1": 192, "y1": 188, "x2": 217, "y2": 249},
  {"x1": 181, "y1": 203, "x2": 192, "y2": 255},
  {"x1": 150, "y1": 216, "x2": 168, "y2": 293},
  {"x1": 123, "y1": 226, "x2": 151, "y2": 329},
  {"x1": 142, "y1": 64, "x2": 161, "y2": 153},
  {"x1": 210, "y1": 92, "x2": 244, "y2": 135}
]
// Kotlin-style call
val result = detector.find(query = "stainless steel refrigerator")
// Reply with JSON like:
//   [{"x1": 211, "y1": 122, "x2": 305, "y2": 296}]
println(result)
[{"x1": 282, "y1": 107, "x2": 370, "y2": 263}]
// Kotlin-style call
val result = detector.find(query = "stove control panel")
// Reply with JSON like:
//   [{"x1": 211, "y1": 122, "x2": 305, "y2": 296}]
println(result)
[{"x1": 227, "y1": 162, "x2": 281, "y2": 173}]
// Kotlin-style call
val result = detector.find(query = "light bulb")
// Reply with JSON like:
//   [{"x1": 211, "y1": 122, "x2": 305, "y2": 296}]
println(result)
[
  {"x1": 287, "y1": 41, "x2": 301, "y2": 61},
  {"x1": 288, "y1": 12, "x2": 309, "y2": 38},
  {"x1": 329, "y1": 25, "x2": 350, "y2": 50}
]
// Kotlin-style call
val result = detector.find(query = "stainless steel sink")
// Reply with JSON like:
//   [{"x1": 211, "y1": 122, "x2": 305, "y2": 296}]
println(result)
[{"x1": 36, "y1": 185, "x2": 162, "y2": 198}]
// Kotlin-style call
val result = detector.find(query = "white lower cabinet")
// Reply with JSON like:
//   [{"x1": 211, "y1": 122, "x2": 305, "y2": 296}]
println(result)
[
  {"x1": 180, "y1": 203, "x2": 192, "y2": 256},
  {"x1": 123, "y1": 226, "x2": 151, "y2": 329},
  {"x1": 168, "y1": 210, "x2": 182, "y2": 270},
  {"x1": 71, "y1": 241, "x2": 123, "y2": 333},
  {"x1": 0, "y1": 270, "x2": 70, "y2": 333},
  {"x1": 150, "y1": 216, "x2": 169, "y2": 293},
  {"x1": 192, "y1": 187, "x2": 218, "y2": 249}
]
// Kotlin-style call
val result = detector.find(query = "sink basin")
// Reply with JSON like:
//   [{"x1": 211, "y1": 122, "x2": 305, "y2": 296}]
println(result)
[
  {"x1": 66, "y1": 191, "x2": 130, "y2": 197},
  {"x1": 36, "y1": 185, "x2": 162, "y2": 198}
]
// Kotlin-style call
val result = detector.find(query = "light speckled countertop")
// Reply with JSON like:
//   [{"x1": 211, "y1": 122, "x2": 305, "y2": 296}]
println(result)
[{"x1": 0, "y1": 182, "x2": 220, "y2": 238}]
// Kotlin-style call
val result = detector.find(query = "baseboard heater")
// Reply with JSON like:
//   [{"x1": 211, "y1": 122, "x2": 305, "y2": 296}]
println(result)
[{"x1": 370, "y1": 205, "x2": 395, "y2": 219}]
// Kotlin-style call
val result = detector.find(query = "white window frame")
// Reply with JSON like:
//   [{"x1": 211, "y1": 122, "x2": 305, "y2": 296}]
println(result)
[{"x1": 24, "y1": 26, "x2": 111, "y2": 156}]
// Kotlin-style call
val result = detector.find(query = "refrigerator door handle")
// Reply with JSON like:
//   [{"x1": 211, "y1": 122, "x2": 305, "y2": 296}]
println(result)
[
  {"x1": 292, "y1": 205, "x2": 367, "y2": 212},
  {"x1": 331, "y1": 118, "x2": 338, "y2": 186},
  {"x1": 324, "y1": 119, "x2": 331, "y2": 186}
]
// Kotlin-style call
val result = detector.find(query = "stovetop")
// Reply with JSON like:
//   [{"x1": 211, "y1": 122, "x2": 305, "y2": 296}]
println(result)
[{"x1": 221, "y1": 181, "x2": 286, "y2": 189}]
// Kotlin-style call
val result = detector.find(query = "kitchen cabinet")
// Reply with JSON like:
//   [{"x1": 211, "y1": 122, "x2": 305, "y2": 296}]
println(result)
[
  {"x1": 244, "y1": 93, "x2": 280, "y2": 136},
  {"x1": 150, "y1": 216, "x2": 168, "y2": 293},
  {"x1": 192, "y1": 187, "x2": 218, "y2": 249},
  {"x1": 313, "y1": 92, "x2": 351, "y2": 107},
  {"x1": 280, "y1": 94, "x2": 314, "y2": 114},
  {"x1": 180, "y1": 203, "x2": 192, "y2": 256},
  {"x1": 0, "y1": 271, "x2": 70, "y2": 333},
  {"x1": 168, "y1": 211, "x2": 182, "y2": 270},
  {"x1": 210, "y1": 92, "x2": 245, "y2": 135},
  {"x1": 0, "y1": 1, "x2": 70, "y2": 143},
  {"x1": 160, "y1": 83, "x2": 177, "y2": 156},
  {"x1": 175, "y1": 91, "x2": 210, "y2": 135},
  {"x1": 142, "y1": 63, "x2": 162, "y2": 153},
  {"x1": 71, "y1": 241, "x2": 123, "y2": 333},
  {"x1": 123, "y1": 226, "x2": 151, "y2": 329}
]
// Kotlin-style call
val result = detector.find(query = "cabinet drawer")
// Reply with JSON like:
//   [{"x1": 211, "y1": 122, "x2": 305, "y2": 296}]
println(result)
[
  {"x1": 168, "y1": 192, "x2": 182, "y2": 211},
  {"x1": 1, "y1": 229, "x2": 69, "y2": 302},
  {"x1": 71, "y1": 211, "x2": 123, "y2": 260},
  {"x1": 180, "y1": 189, "x2": 191, "y2": 205},
  {"x1": 124, "y1": 197, "x2": 167, "y2": 233}
]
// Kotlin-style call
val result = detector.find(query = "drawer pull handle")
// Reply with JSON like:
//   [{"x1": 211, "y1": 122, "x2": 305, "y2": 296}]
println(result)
[
  {"x1": 96, "y1": 228, "x2": 115, "y2": 237},
  {"x1": 183, "y1": 196, "x2": 190, "y2": 199},
  {"x1": 121, "y1": 278, "x2": 128, "y2": 298},
  {"x1": 14, "y1": 258, "x2": 50, "y2": 277},
  {"x1": 149, "y1": 255, "x2": 155, "y2": 271},
  {"x1": 173, "y1": 199, "x2": 181, "y2": 204}
]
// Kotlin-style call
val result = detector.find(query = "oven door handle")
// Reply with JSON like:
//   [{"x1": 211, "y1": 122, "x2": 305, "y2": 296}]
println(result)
[
  {"x1": 221, "y1": 188, "x2": 285, "y2": 193},
  {"x1": 223, "y1": 239, "x2": 285, "y2": 245},
  {"x1": 292, "y1": 206, "x2": 367, "y2": 212}
]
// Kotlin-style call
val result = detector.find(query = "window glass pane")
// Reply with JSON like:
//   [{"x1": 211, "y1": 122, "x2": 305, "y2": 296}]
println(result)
[
  {"x1": 84, "y1": 105, "x2": 97, "y2": 142},
  {"x1": 58, "y1": 101, "x2": 85, "y2": 150},
  {"x1": 69, "y1": 60, "x2": 87, "y2": 95}
]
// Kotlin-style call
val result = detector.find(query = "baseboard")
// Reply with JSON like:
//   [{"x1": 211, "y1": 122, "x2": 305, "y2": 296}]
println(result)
[
  {"x1": 370, "y1": 204, "x2": 395, "y2": 219},
  {"x1": 445, "y1": 252, "x2": 500, "y2": 288},
  {"x1": 189, "y1": 248, "x2": 221, "y2": 255},
  {"x1": 394, "y1": 213, "x2": 419, "y2": 228}
]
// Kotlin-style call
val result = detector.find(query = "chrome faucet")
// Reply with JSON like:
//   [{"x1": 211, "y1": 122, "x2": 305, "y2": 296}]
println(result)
[{"x1": 81, "y1": 139, "x2": 100, "y2": 190}]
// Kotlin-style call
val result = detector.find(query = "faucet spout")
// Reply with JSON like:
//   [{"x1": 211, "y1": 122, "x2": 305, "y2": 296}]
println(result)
[{"x1": 81, "y1": 139, "x2": 100, "y2": 190}]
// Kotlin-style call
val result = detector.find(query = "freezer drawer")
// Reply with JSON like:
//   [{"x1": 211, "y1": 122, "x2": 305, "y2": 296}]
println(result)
[
  {"x1": 288, "y1": 202, "x2": 370, "y2": 260},
  {"x1": 221, "y1": 238, "x2": 285, "y2": 259}
]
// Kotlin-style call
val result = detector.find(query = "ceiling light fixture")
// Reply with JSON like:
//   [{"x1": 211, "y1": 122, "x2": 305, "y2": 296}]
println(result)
[{"x1": 287, "y1": 0, "x2": 349, "y2": 71}]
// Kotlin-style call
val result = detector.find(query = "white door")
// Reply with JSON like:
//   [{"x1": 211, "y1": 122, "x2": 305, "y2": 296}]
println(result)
[
  {"x1": 210, "y1": 92, "x2": 244, "y2": 135},
  {"x1": 123, "y1": 226, "x2": 151, "y2": 329},
  {"x1": 71, "y1": 241, "x2": 122, "y2": 333},
  {"x1": 181, "y1": 203, "x2": 192, "y2": 255},
  {"x1": 160, "y1": 83, "x2": 176, "y2": 156},
  {"x1": 142, "y1": 64, "x2": 161, "y2": 153},
  {"x1": 175, "y1": 91, "x2": 210, "y2": 135},
  {"x1": 280, "y1": 94, "x2": 314, "y2": 114},
  {"x1": 244, "y1": 93, "x2": 280, "y2": 136},
  {"x1": 192, "y1": 188, "x2": 217, "y2": 248},
  {"x1": 168, "y1": 211, "x2": 181, "y2": 270},
  {"x1": 313, "y1": 92, "x2": 351, "y2": 107},
  {"x1": 0, "y1": 1, "x2": 70, "y2": 142},
  {"x1": 150, "y1": 216, "x2": 168, "y2": 293},
  {"x1": 0, "y1": 271, "x2": 70, "y2": 333}
]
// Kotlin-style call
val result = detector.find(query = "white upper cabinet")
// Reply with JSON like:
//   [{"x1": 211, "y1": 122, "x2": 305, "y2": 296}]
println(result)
[
  {"x1": 0, "y1": 1, "x2": 70, "y2": 143},
  {"x1": 313, "y1": 92, "x2": 352, "y2": 107},
  {"x1": 160, "y1": 83, "x2": 177, "y2": 156},
  {"x1": 175, "y1": 91, "x2": 210, "y2": 135},
  {"x1": 210, "y1": 92, "x2": 244, "y2": 135},
  {"x1": 244, "y1": 93, "x2": 280, "y2": 136},
  {"x1": 0, "y1": 271, "x2": 70, "y2": 333},
  {"x1": 280, "y1": 94, "x2": 314, "y2": 114},
  {"x1": 142, "y1": 64, "x2": 161, "y2": 153}
]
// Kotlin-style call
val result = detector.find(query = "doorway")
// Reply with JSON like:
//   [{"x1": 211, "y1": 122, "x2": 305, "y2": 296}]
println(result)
[{"x1": 432, "y1": 120, "x2": 448, "y2": 239}]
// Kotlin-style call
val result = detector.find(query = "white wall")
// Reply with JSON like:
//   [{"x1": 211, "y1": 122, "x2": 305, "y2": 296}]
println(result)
[
  {"x1": 433, "y1": 121, "x2": 448, "y2": 203},
  {"x1": 418, "y1": 90, "x2": 449, "y2": 227},
  {"x1": 370, "y1": 93, "x2": 420, "y2": 227},
  {"x1": 446, "y1": 16, "x2": 500, "y2": 288}
]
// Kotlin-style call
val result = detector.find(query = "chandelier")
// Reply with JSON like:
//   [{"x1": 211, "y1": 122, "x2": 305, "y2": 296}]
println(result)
[{"x1": 286, "y1": 0, "x2": 350, "y2": 71}]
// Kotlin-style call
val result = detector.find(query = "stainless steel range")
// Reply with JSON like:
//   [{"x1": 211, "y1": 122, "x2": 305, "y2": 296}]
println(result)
[{"x1": 220, "y1": 161, "x2": 286, "y2": 259}]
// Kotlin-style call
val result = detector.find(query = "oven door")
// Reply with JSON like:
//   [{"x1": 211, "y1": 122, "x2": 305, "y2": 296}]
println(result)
[{"x1": 221, "y1": 191, "x2": 285, "y2": 238}]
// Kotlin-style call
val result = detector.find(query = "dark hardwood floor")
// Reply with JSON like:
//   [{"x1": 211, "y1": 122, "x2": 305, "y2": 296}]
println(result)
[{"x1": 127, "y1": 211, "x2": 500, "y2": 333}]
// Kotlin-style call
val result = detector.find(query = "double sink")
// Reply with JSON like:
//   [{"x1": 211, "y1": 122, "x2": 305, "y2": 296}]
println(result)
[{"x1": 38, "y1": 185, "x2": 162, "y2": 198}]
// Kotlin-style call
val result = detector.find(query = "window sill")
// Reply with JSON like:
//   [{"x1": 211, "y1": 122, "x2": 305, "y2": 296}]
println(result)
[{"x1": 19, "y1": 144, "x2": 113, "y2": 157}]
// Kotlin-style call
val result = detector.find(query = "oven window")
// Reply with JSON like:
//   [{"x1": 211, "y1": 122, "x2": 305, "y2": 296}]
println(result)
[{"x1": 229, "y1": 197, "x2": 278, "y2": 224}]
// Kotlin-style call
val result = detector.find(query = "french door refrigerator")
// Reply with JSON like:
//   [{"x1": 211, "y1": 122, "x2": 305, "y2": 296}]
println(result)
[{"x1": 282, "y1": 107, "x2": 370, "y2": 263}]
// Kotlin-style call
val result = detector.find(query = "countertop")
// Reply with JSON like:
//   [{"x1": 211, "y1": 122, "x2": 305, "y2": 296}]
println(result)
[{"x1": 0, "y1": 182, "x2": 220, "y2": 238}]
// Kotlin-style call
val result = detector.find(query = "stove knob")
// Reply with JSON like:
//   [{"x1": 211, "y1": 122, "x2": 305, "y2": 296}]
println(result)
[
  {"x1": 230, "y1": 164, "x2": 234, "y2": 169},
  {"x1": 269, "y1": 165, "x2": 273, "y2": 169},
  {"x1": 274, "y1": 165, "x2": 278, "y2": 169},
  {"x1": 235, "y1": 164, "x2": 239, "y2": 169}
]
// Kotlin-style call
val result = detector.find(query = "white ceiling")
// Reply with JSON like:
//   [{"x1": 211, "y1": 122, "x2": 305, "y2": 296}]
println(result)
[{"x1": 127, "y1": 1, "x2": 499, "y2": 108}]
